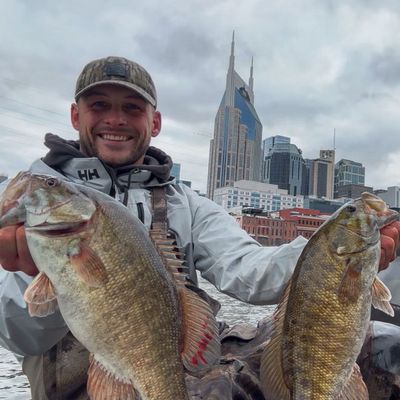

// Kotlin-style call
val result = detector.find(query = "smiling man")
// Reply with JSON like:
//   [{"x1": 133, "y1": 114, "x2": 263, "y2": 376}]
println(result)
[
  {"x1": 72, "y1": 59, "x2": 161, "y2": 167},
  {"x1": 73, "y1": 86, "x2": 160, "y2": 165},
  {"x1": 0, "y1": 56, "x2": 399, "y2": 399}
]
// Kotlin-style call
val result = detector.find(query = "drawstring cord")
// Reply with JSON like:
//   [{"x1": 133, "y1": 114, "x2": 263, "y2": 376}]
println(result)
[
  {"x1": 122, "y1": 170, "x2": 133, "y2": 206},
  {"x1": 100, "y1": 162, "x2": 147, "y2": 222},
  {"x1": 101, "y1": 161, "x2": 133, "y2": 206}
]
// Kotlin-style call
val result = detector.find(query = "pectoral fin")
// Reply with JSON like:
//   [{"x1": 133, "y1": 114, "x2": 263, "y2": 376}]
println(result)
[
  {"x1": 24, "y1": 272, "x2": 58, "y2": 317},
  {"x1": 372, "y1": 276, "x2": 394, "y2": 317},
  {"x1": 68, "y1": 240, "x2": 108, "y2": 287},
  {"x1": 338, "y1": 260, "x2": 362, "y2": 304}
]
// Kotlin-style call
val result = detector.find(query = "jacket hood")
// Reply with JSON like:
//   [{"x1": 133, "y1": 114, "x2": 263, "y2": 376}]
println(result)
[{"x1": 42, "y1": 133, "x2": 173, "y2": 183}]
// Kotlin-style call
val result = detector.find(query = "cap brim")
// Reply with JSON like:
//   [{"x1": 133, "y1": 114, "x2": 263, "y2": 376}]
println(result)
[{"x1": 75, "y1": 80, "x2": 156, "y2": 107}]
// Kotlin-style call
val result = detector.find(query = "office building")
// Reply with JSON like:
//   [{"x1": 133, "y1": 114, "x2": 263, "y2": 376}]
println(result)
[
  {"x1": 262, "y1": 136, "x2": 291, "y2": 183},
  {"x1": 307, "y1": 150, "x2": 335, "y2": 199},
  {"x1": 303, "y1": 196, "x2": 345, "y2": 214},
  {"x1": 376, "y1": 186, "x2": 400, "y2": 208},
  {"x1": 207, "y1": 34, "x2": 262, "y2": 200},
  {"x1": 335, "y1": 184, "x2": 373, "y2": 199},
  {"x1": 262, "y1": 135, "x2": 290, "y2": 158},
  {"x1": 263, "y1": 140, "x2": 307, "y2": 196},
  {"x1": 213, "y1": 180, "x2": 304, "y2": 212},
  {"x1": 334, "y1": 159, "x2": 365, "y2": 198}
]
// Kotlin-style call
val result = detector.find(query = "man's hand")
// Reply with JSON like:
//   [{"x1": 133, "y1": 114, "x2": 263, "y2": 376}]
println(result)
[
  {"x1": 379, "y1": 220, "x2": 400, "y2": 271},
  {"x1": 0, "y1": 225, "x2": 38, "y2": 276}
]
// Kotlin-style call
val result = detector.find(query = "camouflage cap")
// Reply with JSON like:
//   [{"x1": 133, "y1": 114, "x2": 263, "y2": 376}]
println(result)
[{"x1": 74, "y1": 56, "x2": 157, "y2": 107}]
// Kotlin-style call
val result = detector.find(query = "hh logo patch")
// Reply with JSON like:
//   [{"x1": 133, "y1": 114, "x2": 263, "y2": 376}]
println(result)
[{"x1": 77, "y1": 169, "x2": 100, "y2": 181}]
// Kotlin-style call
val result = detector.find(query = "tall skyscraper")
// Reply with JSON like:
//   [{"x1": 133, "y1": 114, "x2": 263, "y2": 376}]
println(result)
[
  {"x1": 207, "y1": 33, "x2": 263, "y2": 200},
  {"x1": 263, "y1": 139, "x2": 307, "y2": 196},
  {"x1": 262, "y1": 135, "x2": 290, "y2": 158},
  {"x1": 262, "y1": 135, "x2": 291, "y2": 183}
]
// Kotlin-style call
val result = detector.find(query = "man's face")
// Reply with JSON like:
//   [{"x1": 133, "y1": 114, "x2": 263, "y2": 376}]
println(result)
[{"x1": 70, "y1": 84, "x2": 161, "y2": 167}]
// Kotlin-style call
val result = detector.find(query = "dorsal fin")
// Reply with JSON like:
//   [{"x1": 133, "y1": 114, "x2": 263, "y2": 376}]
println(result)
[
  {"x1": 150, "y1": 228, "x2": 221, "y2": 372},
  {"x1": 150, "y1": 229, "x2": 188, "y2": 286}
]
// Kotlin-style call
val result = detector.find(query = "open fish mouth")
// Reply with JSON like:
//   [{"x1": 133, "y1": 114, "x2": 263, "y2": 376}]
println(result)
[
  {"x1": 26, "y1": 221, "x2": 89, "y2": 237},
  {"x1": 362, "y1": 192, "x2": 399, "y2": 227}
]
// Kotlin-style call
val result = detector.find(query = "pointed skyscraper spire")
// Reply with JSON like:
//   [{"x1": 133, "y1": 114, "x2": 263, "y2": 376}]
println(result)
[
  {"x1": 249, "y1": 56, "x2": 254, "y2": 92},
  {"x1": 225, "y1": 31, "x2": 236, "y2": 107},
  {"x1": 229, "y1": 30, "x2": 235, "y2": 72}
]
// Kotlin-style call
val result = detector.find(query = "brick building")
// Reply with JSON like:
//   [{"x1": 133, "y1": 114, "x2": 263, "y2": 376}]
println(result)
[
  {"x1": 235, "y1": 214, "x2": 297, "y2": 246},
  {"x1": 234, "y1": 207, "x2": 330, "y2": 245},
  {"x1": 275, "y1": 208, "x2": 330, "y2": 239}
]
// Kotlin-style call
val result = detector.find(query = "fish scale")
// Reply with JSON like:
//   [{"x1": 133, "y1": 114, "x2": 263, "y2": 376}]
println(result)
[
  {"x1": 0, "y1": 172, "x2": 221, "y2": 400},
  {"x1": 26, "y1": 187, "x2": 188, "y2": 399},
  {"x1": 285, "y1": 237, "x2": 375, "y2": 398},
  {"x1": 261, "y1": 192, "x2": 397, "y2": 399}
]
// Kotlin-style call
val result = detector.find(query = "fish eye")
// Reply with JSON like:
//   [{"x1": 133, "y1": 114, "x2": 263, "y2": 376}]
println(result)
[
  {"x1": 346, "y1": 205, "x2": 357, "y2": 213},
  {"x1": 46, "y1": 178, "x2": 59, "y2": 187}
]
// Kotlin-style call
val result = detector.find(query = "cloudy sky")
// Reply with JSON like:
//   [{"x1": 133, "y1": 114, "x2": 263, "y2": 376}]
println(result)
[{"x1": 1, "y1": 0, "x2": 400, "y2": 193}]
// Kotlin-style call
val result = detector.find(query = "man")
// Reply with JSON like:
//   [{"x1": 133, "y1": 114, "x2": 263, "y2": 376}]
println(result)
[{"x1": 0, "y1": 56, "x2": 399, "y2": 399}]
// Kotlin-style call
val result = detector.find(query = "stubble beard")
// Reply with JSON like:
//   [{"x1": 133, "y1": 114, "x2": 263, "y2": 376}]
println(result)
[{"x1": 79, "y1": 127, "x2": 151, "y2": 167}]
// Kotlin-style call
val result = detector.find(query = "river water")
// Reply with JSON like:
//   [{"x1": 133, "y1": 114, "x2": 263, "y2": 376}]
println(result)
[{"x1": 0, "y1": 276, "x2": 275, "y2": 399}]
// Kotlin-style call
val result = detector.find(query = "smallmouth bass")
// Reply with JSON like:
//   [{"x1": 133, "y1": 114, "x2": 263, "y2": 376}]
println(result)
[
  {"x1": 260, "y1": 192, "x2": 397, "y2": 399},
  {"x1": 0, "y1": 172, "x2": 220, "y2": 400}
]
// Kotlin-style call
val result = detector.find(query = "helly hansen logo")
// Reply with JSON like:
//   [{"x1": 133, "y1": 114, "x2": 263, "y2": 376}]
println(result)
[{"x1": 77, "y1": 168, "x2": 100, "y2": 181}]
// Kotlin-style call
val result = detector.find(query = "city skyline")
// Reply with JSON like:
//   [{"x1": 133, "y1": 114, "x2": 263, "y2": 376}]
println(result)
[{"x1": 2, "y1": 2, "x2": 400, "y2": 193}]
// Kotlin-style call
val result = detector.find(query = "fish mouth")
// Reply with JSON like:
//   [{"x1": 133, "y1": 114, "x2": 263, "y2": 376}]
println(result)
[
  {"x1": 26, "y1": 221, "x2": 89, "y2": 237},
  {"x1": 362, "y1": 192, "x2": 399, "y2": 227}
]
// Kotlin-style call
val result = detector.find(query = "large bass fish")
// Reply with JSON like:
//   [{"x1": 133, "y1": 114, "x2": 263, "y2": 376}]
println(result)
[
  {"x1": 0, "y1": 172, "x2": 220, "y2": 400},
  {"x1": 260, "y1": 192, "x2": 397, "y2": 399}
]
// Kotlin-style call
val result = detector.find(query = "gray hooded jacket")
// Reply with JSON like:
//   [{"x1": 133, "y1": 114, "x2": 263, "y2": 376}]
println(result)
[{"x1": 0, "y1": 134, "x2": 307, "y2": 358}]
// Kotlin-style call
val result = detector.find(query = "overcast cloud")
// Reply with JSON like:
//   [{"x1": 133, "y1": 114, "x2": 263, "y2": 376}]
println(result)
[{"x1": 1, "y1": 0, "x2": 400, "y2": 193}]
